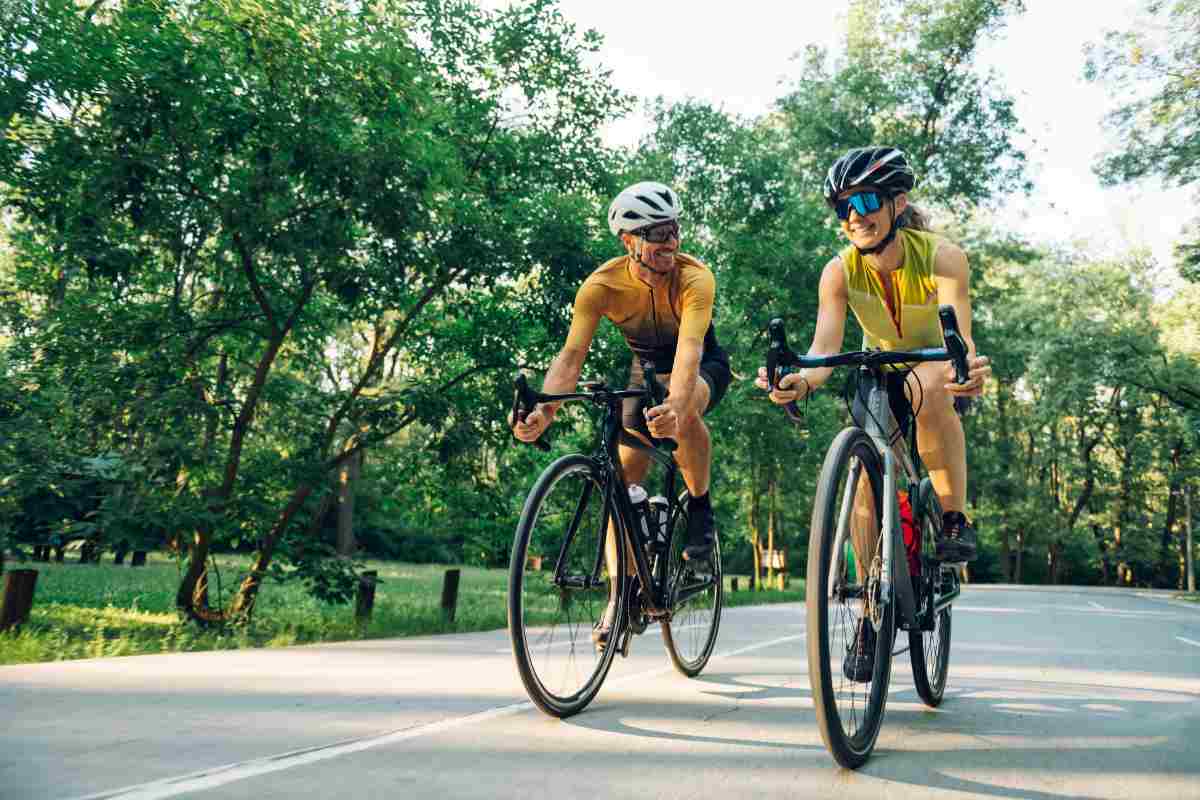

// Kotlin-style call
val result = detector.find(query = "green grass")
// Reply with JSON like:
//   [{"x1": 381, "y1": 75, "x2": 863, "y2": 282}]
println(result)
[{"x1": 0, "y1": 554, "x2": 803, "y2": 665}]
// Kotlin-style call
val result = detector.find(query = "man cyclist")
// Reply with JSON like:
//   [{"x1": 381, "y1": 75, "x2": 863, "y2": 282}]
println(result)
[
  {"x1": 513, "y1": 181, "x2": 731, "y2": 646},
  {"x1": 756, "y1": 146, "x2": 990, "y2": 679}
]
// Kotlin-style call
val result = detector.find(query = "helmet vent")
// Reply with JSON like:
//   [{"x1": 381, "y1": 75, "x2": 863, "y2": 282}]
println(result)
[{"x1": 635, "y1": 194, "x2": 664, "y2": 212}]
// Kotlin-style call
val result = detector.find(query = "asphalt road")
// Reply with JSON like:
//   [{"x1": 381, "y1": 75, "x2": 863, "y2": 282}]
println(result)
[{"x1": 3, "y1": 585, "x2": 1199, "y2": 800}]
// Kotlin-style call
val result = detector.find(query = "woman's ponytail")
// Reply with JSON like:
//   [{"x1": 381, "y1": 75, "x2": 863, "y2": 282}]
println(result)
[{"x1": 896, "y1": 203, "x2": 933, "y2": 232}]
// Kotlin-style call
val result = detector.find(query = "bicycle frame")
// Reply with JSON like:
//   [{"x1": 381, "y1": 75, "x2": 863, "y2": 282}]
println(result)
[
  {"x1": 513, "y1": 372, "x2": 714, "y2": 621},
  {"x1": 598, "y1": 402, "x2": 680, "y2": 617},
  {"x1": 827, "y1": 368, "x2": 921, "y2": 630},
  {"x1": 765, "y1": 306, "x2": 972, "y2": 632}
]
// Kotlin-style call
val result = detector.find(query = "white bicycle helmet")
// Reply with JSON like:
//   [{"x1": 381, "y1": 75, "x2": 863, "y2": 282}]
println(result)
[{"x1": 607, "y1": 181, "x2": 681, "y2": 236}]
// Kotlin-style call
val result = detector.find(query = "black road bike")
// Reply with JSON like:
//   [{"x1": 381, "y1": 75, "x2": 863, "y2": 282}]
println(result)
[
  {"x1": 507, "y1": 364, "x2": 723, "y2": 718},
  {"x1": 765, "y1": 305, "x2": 970, "y2": 768}
]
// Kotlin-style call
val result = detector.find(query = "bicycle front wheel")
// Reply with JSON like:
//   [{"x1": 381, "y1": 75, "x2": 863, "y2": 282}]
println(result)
[
  {"x1": 508, "y1": 455, "x2": 622, "y2": 718},
  {"x1": 910, "y1": 478, "x2": 952, "y2": 707},
  {"x1": 807, "y1": 427, "x2": 895, "y2": 769},
  {"x1": 661, "y1": 497, "x2": 723, "y2": 677}
]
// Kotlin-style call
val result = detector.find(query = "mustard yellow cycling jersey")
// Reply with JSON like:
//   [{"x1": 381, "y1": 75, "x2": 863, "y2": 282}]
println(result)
[
  {"x1": 564, "y1": 253, "x2": 717, "y2": 373},
  {"x1": 840, "y1": 228, "x2": 944, "y2": 353}
]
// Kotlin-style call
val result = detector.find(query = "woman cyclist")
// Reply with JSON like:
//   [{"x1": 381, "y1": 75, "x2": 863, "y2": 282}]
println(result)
[{"x1": 756, "y1": 146, "x2": 990, "y2": 677}]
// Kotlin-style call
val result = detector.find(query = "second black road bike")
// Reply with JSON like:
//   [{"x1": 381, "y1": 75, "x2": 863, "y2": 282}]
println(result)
[{"x1": 507, "y1": 365, "x2": 723, "y2": 717}]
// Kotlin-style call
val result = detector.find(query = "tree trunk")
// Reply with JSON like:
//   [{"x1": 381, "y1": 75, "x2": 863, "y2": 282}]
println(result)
[
  {"x1": 1014, "y1": 529, "x2": 1024, "y2": 584},
  {"x1": 337, "y1": 450, "x2": 362, "y2": 556},
  {"x1": 996, "y1": 385, "x2": 1013, "y2": 582},
  {"x1": 747, "y1": 474, "x2": 762, "y2": 591},
  {"x1": 766, "y1": 475, "x2": 777, "y2": 583},
  {"x1": 1187, "y1": 484, "x2": 1195, "y2": 593},
  {"x1": 1092, "y1": 524, "x2": 1111, "y2": 585},
  {"x1": 175, "y1": 526, "x2": 218, "y2": 623}
]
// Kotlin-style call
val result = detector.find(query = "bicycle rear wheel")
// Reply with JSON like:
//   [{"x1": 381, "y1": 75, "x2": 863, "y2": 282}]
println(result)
[
  {"x1": 508, "y1": 455, "x2": 622, "y2": 718},
  {"x1": 662, "y1": 497, "x2": 723, "y2": 677},
  {"x1": 910, "y1": 478, "x2": 952, "y2": 707},
  {"x1": 807, "y1": 427, "x2": 894, "y2": 769}
]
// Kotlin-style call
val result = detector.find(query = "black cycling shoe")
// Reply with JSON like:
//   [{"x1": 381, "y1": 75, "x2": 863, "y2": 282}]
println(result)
[
  {"x1": 936, "y1": 511, "x2": 978, "y2": 563},
  {"x1": 843, "y1": 619, "x2": 877, "y2": 683},
  {"x1": 682, "y1": 503, "x2": 716, "y2": 562}
]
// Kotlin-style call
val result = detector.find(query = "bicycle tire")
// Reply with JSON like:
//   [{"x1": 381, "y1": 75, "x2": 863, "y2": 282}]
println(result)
[
  {"x1": 661, "y1": 496, "x2": 723, "y2": 677},
  {"x1": 806, "y1": 427, "x2": 895, "y2": 769},
  {"x1": 508, "y1": 454, "x2": 623, "y2": 718},
  {"x1": 910, "y1": 478, "x2": 952, "y2": 707}
]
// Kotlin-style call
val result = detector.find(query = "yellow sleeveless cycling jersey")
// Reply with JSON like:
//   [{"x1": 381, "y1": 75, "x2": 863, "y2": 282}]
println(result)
[
  {"x1": 564, "y1": 252, "x2": 716, "y2": 372},
  {"x1": 840, "y1": 228, "x2": 943, "y2": 353}
]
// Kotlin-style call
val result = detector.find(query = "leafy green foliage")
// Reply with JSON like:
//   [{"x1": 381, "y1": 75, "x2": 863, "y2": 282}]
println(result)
[{"x1": 1087, "y1": 0, "x2": 1200, "y2": 281}]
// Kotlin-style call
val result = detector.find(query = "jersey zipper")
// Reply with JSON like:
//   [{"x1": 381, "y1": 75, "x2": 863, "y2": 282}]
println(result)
[
  {"x1": 884, "y1": 271, "x2": 903, "y2": 339},
  {"x1": 649, "y1": 288, "x2": 661, "y2": 356}
]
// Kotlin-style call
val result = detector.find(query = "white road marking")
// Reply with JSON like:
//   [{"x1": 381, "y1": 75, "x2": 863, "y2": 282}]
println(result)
[
  {"x1": 63, "y1": 632, "x2": 805, "y2": 800},
  {"x1": 953, "y1": 606, "x2": 1031, "y2": 613},
  {"x1": 1177, "y1": 636, "x2": 1200, "y2": 648},
  {"x1": 1088, "y1": 601, "x2": 1105, "y2": 610}
]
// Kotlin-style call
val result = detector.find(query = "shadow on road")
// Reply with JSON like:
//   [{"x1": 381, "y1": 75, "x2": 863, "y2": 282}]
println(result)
[{"x1": 560, "y1": 667, "x2": 1200, "y2": 800}]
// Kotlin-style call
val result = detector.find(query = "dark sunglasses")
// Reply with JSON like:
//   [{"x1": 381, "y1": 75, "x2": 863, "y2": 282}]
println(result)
[
  {"x1": 634, "y1": 220, "x2": 680, "y2": 243},
  {"x1": 834, "y1": 191, "x2": 887, "y2": 221}
]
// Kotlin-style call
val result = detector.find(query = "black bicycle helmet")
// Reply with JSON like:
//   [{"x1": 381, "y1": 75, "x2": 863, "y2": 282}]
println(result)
[
  {"x1": 823, "y1": 147, "x2": 916, "y2": 255},
  {"x1": 822, "y1": 146, "x2": 916, "y2": 206}
]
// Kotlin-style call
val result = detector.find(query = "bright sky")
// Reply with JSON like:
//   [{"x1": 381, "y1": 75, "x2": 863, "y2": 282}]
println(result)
[{"x1": 494, "y1": 0, "x2": 1191, "y2": 277}]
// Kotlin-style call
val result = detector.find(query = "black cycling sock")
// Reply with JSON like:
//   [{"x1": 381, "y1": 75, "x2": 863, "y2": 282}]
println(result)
[
  {"x1": 688, "y1": 491, "x2": 712, "y2": 513},
  {"x1": 943, "y1": 510, "x2": 968, "y2": 527}
]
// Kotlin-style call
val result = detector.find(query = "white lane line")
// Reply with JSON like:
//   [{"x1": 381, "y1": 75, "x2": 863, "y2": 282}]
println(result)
[
  {"x1": 63, "y1": 632, "x2": 805, "y2": 800},
  {"x1": 1088, "y1": 601, "x2": 1105, "y2": 610},
  {"x1": 1177, "y1": 636, "x2": 1200, "y2": 648},
  {"x1": 953, "y1": 606, "x2": 1031, "y2": 613}
]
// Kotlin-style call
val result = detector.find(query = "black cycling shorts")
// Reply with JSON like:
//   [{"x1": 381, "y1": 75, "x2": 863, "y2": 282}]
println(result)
[{"x1": 622, "y1": 349, "x2": 731, "y2": 436}]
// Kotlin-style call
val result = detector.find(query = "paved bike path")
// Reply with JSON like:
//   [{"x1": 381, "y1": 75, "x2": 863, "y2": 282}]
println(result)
[{"x1": 3, "y1": 586, "x2": 1199, "y2": 799}]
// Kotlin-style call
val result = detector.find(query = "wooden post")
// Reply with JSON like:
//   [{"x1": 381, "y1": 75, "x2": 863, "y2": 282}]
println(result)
[
  {"x1": 730, "y1": 577, "x2": 739, "y2": 593},
  {"x1": 0, "y1": 569, "x2": 38, "y2": 631},
  {"x1": 441, "y1": 568, "x2": 461, "y2": 623},
  {"x1": 355, "y1": 570, "x2": 377, "y2": 621},
  {"x1": 131, "y1": 550, "x2": 147, "y2": 567}
]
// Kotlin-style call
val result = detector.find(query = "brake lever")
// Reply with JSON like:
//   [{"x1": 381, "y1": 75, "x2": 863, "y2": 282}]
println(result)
[
  {"x1": 937, "y1": 305, "x2": 971, "y2": 385},
  {"x1": 511, "y1": 373, "x2": 550, "y2": 452},
  {"x1": 767, "y1": 318, "x2": 804, "y2": 424},
  {"x1": 640, "y1": 361, "x2": 678, "y2": 454}
]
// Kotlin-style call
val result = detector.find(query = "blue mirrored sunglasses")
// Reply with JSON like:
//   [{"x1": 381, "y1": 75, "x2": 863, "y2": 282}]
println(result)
[{"x1": 834, "y1": 191, "x2": 885, "y2": 221}]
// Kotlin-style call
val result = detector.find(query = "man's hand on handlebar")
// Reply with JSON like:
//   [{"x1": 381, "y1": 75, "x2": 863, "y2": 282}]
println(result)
[
  {"x1": 943, "y1": 355, "x2": 991, "y2": 397},
  {"x1": 511, "y1": 404, "x2": 553, "y2": 443},
  {"x1": 644, "y1": 401, "x2": 679, "y2": 439},
  {"x1": 755, "y1": 366, "x2": 812, "y2": 405}
]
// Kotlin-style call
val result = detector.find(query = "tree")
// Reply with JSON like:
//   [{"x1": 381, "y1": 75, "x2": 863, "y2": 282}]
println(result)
[
  {"x1": 1087, "y1": 0, "x2": 1200, "y2": 281},
  {"x1": 1, "y1": 0, "x2": 625, "y2": 621}
]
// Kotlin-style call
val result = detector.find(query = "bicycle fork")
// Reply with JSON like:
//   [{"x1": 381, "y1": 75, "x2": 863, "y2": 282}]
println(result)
[{"x1": 827, "y1": 452, "x2": 918, "y2": 631}]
